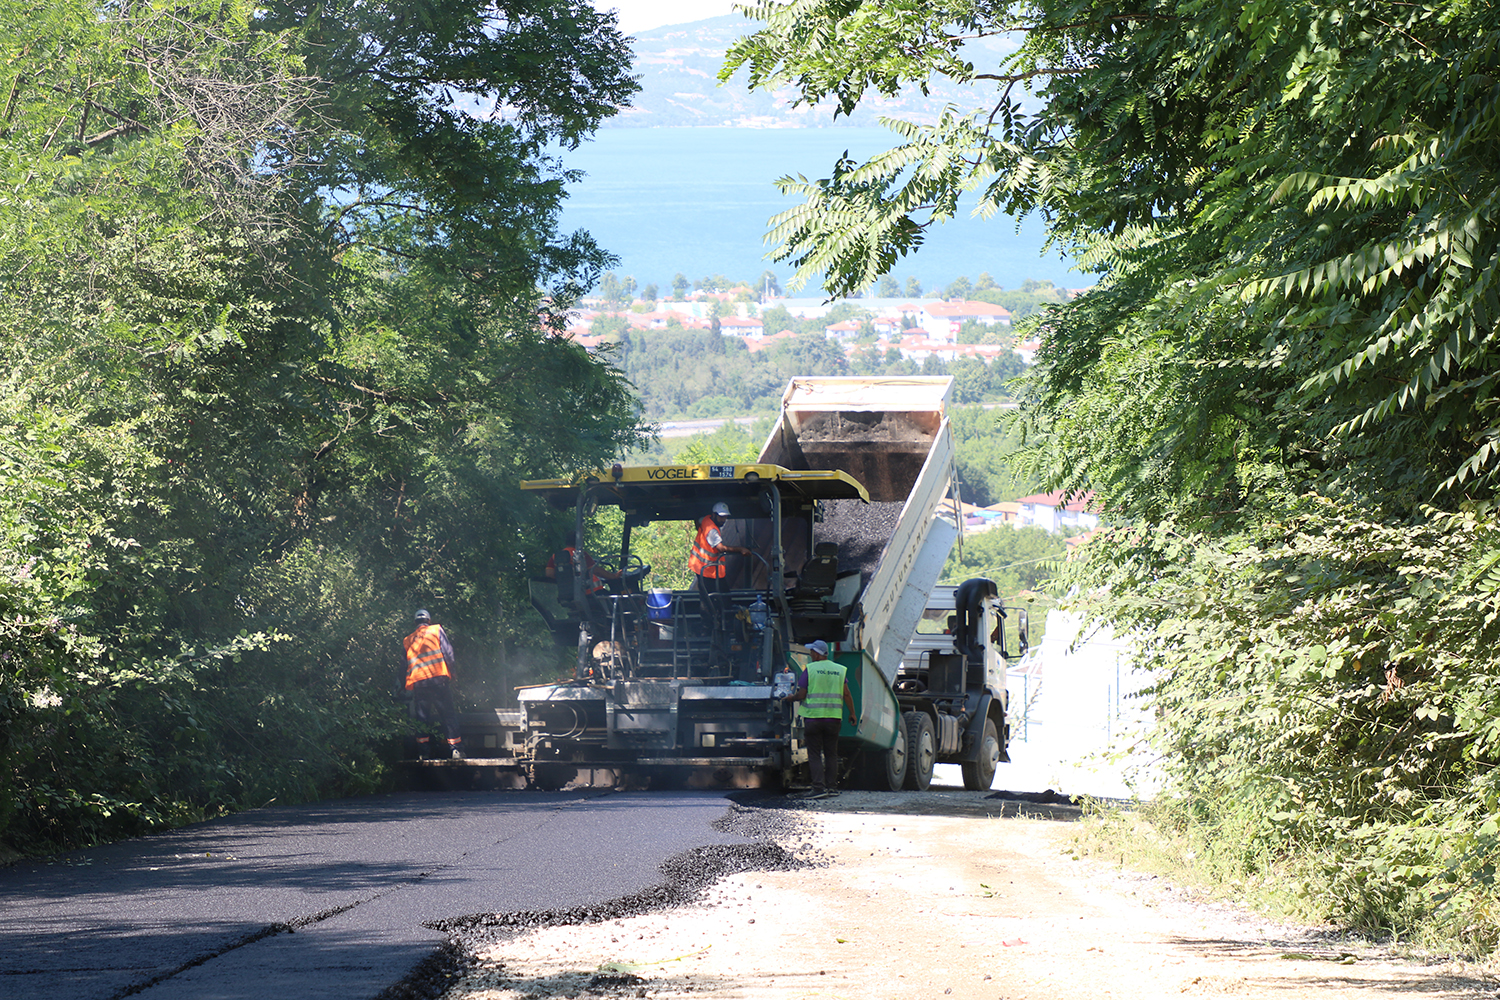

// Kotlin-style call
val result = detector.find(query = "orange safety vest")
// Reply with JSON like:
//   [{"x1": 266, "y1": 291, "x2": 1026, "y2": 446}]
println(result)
[
  {"x1": 688, "y1": 516, "x2": 728, "y2": 579},
  {"x1": 403, "y1": 623, "x2": 451, "y2": 687}
]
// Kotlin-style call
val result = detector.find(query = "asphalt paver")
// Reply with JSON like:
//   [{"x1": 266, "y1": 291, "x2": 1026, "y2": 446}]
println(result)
[{"x1": 0, "y1": 789, "x2": 747, "y2": 1000}]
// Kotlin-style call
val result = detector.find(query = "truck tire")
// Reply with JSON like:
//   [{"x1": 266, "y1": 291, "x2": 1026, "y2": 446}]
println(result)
[
  {"x1": 902, "y1": 711, "x2": 936, "y2": 791},
  {"x1": 860, "y1": 737, "x2": 908, "y2": 791},
  {"x1": 961, "y1": 716, "x2": 1000, "y2": 791}
]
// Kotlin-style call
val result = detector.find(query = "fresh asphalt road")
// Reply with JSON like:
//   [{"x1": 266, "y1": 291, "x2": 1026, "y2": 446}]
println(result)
[{"x1": 0, "y1": 790, "x2": 748, "y2": 1000}]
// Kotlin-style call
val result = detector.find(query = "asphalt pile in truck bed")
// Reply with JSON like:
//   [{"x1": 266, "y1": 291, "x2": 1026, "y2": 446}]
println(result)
[
  {"x1": 792, "y1": 410, "x2": 926, "y2": 443},
  {"x1": 818, "y1": 499, "x2": 905, "y2": 587},
  {"x1": 787, "y1": 412, "x2": 935, "y2": 503}
]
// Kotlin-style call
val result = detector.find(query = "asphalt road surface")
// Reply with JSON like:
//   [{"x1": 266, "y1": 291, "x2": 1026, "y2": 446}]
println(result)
[{"x1": 0, "y1": 790, "x2": 750, "y2": 1000}]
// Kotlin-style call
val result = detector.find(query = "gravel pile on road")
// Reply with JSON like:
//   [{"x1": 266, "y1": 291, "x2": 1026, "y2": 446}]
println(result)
[
  {"x1": 716, "y1": 796, "x2": 812, "y2": 841},
  {"x1": 422, "y1": 796, "x2": 811, "y2": 944},
  {"x1": 388, "y1": 798, "x2": 815, "y2": 1000},
  {"x1": 427, "y1": 841, "x2": 807, "y2": 945}
]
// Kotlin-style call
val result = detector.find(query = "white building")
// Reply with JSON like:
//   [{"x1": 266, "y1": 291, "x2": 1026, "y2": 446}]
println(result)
[
  {"x1": 719, "y1": 315, "x2": 764, "y2": 338},
  {"x1": 1012, "y1": 490, "x2": 1100, "y2": 534},
  {"x1": 919, "y1": 301, "x2": 1013, "y2": 343}
]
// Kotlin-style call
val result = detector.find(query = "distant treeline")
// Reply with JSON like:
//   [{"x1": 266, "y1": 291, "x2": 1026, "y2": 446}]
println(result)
[
  {"x1": 587, "y1": 271, "x2": 1056, "y2": 422},
  {"x1": 591, "y1": 271, "x2": 1072, "y2": 326},
  {"x1": 596, "y1": 326, "x2": 1026, "y2": 422}
]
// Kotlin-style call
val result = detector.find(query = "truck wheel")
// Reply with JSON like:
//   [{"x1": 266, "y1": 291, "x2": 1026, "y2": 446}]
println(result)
[
  {"x1": 860, "y1": 737, "x2": 908, "y2": 791},
  {"x1": 961, "y1": 716, "x2": 1000, "y2": 791},
  {"x1": 902, "y1": 711, "x2": 936, "y2": 791}
]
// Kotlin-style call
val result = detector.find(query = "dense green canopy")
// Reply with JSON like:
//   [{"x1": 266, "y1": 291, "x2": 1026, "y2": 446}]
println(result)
[
  {"x1": 727, "y1": 0, "x2": 1499, "y2": 510},
  {"x1": 0, "y1": 0, "x2": 642, "y2": 849},
  {"x1": 728, "y1": 0, "x2": 1500, "y2": 946}
]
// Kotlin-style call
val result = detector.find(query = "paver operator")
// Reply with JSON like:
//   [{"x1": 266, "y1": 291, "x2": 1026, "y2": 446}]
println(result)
[
  {"x1": 545, "y1": 531, "x2": 619, "y2": 604},
  {"x1": 688, "y1": 501, "x2": 751, "y2": 595},
  {"x1": 689, "y1": 501, "x2": 752, "y2": 666},
  {"x1": 403, "y1": 609, "x2": 463, "y2": 759},
  {"x1": 789, "y1": 639, "x2": 858, "y2": 798}
]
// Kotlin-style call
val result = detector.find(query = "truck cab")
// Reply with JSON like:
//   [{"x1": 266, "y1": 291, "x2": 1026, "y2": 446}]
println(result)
[{"x1": 895, "y1": 580, "x2": 1029, "y2": 791}]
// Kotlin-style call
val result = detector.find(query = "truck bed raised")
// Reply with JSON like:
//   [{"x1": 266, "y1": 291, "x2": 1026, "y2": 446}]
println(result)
[{"x1": 759, "y1": 377, "x2": 959, "y2": 679}]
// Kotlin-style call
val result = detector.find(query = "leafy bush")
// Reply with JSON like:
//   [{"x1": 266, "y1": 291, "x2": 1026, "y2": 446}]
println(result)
[{"x1": 1066, "y1": 500, "x2": 1500, "y2": 950}]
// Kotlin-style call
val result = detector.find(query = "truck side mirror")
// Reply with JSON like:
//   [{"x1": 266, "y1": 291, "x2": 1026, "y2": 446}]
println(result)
[{"x1": 1017, "y1": 608, "x2": 1030, "y2": 655}]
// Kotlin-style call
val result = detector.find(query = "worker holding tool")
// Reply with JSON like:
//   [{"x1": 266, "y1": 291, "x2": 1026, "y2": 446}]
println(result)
[
  {"x1": 402, "y1": 609, "x2": 463, "y2": 759},
  {"x1": 688, "y1": 501, "x2": 751, "y2": 595},
  {"x1": 789, "y1": 639, "x2": 858, "y2": 798}
]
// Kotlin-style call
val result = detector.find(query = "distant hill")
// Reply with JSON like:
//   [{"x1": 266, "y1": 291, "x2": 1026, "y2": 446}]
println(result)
[{"x1": 607, "y1": 14, "x2": 1021, "y2": 129}]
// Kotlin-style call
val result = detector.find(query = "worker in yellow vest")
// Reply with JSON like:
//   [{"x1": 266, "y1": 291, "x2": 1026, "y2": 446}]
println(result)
[
  {"x1": 403, "y1": 609, "x2": 463, "y2": 759},
  {"x1": 788, "y1": 639, "x2": 858, "y2": 798}
]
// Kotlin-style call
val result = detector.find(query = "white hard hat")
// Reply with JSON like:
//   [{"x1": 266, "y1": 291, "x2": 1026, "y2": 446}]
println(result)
[{"x1": 711, "y1": 502, "x2": 730, "y2": 518}]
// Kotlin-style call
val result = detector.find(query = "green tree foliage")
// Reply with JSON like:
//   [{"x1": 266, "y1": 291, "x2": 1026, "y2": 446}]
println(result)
[
  {"x1": 727, "y1": 0, "x2": 1500, "y2": 510},
  {"x1": 615, "y1": 328, "x2": 860, "y2": 420},
  {"x1": 943, "y1": 275, "x2": 972, "y2": 300},
  {"x1": 0, "y1": 0, "x2": 640, "y2": 851},
  {"x1": 941, "y1": 526, "x2": 1064, "y2": 597},
  {"x1": 950, "y1": 355, "x2": 1023, "y2": 404},
  {"x1": 1064, "y1": 503, "x2": 1500, "y2": 945},
  {"x1": 727, "y1": 0, "x2": 1500, "y2": 945},
  {"x1": 597, "y1": 272, "x2": 628, "y2": 306}
]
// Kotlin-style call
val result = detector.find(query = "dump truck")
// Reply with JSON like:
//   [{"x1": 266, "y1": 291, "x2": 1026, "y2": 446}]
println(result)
[{"x1": 414, "y1": 376, "x2": 1027, "y2": 791}]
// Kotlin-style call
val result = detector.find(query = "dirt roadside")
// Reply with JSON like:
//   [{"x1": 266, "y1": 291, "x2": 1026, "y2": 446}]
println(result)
[{"x1": 437, "y1": 791, "x2": 1496, "y2": 1000}]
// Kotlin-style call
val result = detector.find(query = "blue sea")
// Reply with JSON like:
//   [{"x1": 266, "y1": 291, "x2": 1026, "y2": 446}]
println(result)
[{"x1": 554, "y1": 127, "x2": 1083, "y2": 296}]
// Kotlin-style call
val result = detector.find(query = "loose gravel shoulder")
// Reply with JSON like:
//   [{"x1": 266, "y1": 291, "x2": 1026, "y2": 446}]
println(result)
[{"x1": 432, "y1": 791, "x2": 1496, "y2": 1000}]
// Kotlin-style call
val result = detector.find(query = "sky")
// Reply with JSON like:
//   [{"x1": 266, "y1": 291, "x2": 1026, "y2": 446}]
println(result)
[{"x1": 594, "y1": 0, "x2": 738, "y2": 35}]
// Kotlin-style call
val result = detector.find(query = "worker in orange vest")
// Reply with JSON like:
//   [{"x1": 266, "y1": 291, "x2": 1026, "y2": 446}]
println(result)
[
  {"x1": 689, "y1": 502, "x2": 751, "y2": 596},
  {"x1": 403, "y1": 609, "x2": 463, "y2": 759},
  {"x1": 689, "y1": 502, "x2": 752, "y2": 667}
]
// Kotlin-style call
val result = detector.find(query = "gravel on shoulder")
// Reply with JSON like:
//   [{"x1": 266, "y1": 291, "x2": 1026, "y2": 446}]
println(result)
[{"x1": 434, "y1": 793, "x2": 1496, "y2": 1000}]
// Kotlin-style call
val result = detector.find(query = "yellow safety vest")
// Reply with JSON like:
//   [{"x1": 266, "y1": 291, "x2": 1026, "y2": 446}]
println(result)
[{"x1": 799, "y1": 658, "x2": 846, "y2": 719}]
